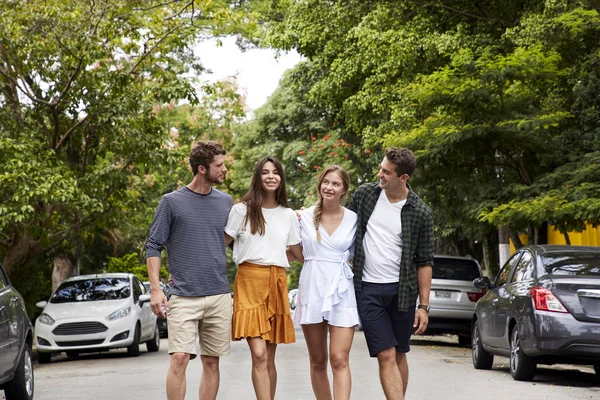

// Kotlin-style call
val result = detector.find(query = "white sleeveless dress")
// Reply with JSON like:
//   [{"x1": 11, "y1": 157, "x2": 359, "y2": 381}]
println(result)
[{"x1": 293, "y1": 206, "x2": 360, "y2": 327}]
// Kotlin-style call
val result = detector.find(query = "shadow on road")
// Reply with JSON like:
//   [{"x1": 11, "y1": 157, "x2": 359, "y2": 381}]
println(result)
[{"x1": 491, "y1": 364, "x2": 600, "y2": 388}]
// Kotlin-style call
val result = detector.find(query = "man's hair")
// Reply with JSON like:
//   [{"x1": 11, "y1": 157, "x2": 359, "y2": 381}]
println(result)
[
  {"x1": 384, "y1": 147, "x2": 416, "y2": 177},
  {"x1": 189, "y1": 141, "x2": 226, "y2": 175}
]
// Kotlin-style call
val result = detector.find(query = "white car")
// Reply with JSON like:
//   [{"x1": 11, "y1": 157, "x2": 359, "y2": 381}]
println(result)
[{"x1": 34, "y1": 273, "x2": 159, "y2": 363}]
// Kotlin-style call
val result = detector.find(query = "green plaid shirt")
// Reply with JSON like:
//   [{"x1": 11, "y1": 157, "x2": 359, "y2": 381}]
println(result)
[{"x1": 348, "y1": 182, "x2": 434, "y2": 311}]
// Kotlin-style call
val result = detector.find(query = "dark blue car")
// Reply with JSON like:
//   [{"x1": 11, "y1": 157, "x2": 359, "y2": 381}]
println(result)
[{"x1": 472, "y1": 245, "x2": 600, "y2": 381}]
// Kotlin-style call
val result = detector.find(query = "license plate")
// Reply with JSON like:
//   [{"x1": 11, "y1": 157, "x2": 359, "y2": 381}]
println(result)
[{"x1": 435, "y1": 290, "x2": 452, "y2": 299}]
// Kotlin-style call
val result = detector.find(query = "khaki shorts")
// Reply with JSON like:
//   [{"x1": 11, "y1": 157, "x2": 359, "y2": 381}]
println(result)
[{"x1": 167, "y1": 293, "x2": 232, "y2": 358}]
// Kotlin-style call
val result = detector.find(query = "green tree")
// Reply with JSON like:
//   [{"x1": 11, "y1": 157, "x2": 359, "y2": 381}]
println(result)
[
  {"x1": 262, "y1": 0, "x2": 600, "y2": 267},
  {"x1": 0, "y1": 0, "x2": 258, "y2": 293}
]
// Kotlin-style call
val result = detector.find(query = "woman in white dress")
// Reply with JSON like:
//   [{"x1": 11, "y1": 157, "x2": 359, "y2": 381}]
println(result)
[{"x1": 293, "y1": 165, "x2": 359, "y2": 400}]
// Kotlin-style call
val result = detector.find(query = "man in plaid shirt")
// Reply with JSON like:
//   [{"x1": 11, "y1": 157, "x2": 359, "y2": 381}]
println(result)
[{"x1": 348, "y1": 147, "x2": 434, "y2": 400}]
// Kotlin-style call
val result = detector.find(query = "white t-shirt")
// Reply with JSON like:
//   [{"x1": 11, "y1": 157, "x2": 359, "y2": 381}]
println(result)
[
  {"x1": 362, "y1": 190, "x2": 407, "y2": 283},
  {"x1": 225, "y1": 203, "x2": 301, "y2": 268}
]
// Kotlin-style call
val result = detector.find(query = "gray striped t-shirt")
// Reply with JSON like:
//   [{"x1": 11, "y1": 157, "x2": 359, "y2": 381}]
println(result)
[{"x1": 145, "y1": 186, "x2": 233, "y2": 297}]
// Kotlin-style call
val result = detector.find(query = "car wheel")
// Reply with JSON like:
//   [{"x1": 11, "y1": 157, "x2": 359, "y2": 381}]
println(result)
[
  {"x1": 509, "y1": 327, "x2": 536, "y2": 381},
  {"x1": 66, "y1": 351, "x2": 79, "y2": 359},
  {"x1": 146, "y1": 325, "x2": 160, "y2": 352},
  {"x1": 37, "y1": 351, "x2": 51, "y2": 364},
  {"x1": 4, "y1": 343, "x2": 34, "y2": 400},
  {"x1": 472, "y1": 320, "x2": 493, "y2": 370},
  {"x1": 127, "y1": 324, "x2": 141, "y2": 357}
]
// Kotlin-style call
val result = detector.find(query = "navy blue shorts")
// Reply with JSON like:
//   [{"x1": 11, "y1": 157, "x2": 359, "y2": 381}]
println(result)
[{"x1": 356, "y1": 282, "x2": 415, "y2": 357}]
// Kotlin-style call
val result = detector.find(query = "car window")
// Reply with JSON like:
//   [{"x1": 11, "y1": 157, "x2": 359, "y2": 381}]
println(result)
[
  {"x1": 136, "y1": 278, "x2": 147, "y2": 295},
  {"x1": 0, "y1": 264, "x2": 7, "y2": 290},
  {"x1": 542, "y1": 251, "x2": 600, "y2": 276},
  {"x1": 432, "y1": 258, "x2": 481, "y2": 281},
  {"x1": 51, "y1": 278, "x2": 131, "y2": 303},
  {"x1": 495, "y1": 253, "x2": 521, "y2": 287},
  {"x1": 132, "y1": 277, "x2": 143, "y2": 301},
  {"x1": 510, "y1": 251, "x2": 534, "y2": 283}
]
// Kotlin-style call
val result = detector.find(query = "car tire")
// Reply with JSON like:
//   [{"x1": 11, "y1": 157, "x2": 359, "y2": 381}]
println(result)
[
  {"x1": 127, "y1": 324, "x2": 141, "y2": 357},
  {"x1": 472, "y1": 320, "x2": 493, "y2": 370},
  {"x1": 4, "y1": 343, "x2": 34, "y2": 400},
  {"x1": 37, "y1": 351, "x2": 51, "y2": 364},
  {"x1": 146, "y1": 325, "x2": 160, "y2": 353},
  {"x1": 509, "y1": 327, "x2": 536, "y2": 381}
]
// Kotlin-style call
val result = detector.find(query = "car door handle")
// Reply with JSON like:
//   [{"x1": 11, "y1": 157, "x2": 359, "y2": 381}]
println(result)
[
  {"x1": 0, "y1": 306, "x2": 5, "y2": 313},
  {"x1": 509, "y1": 296, "x2": 515, "y2": 301},
  {"x1": 492, "y1": 298, "x2": 499, "y2": 305},
  {"x1": 11, "y1": 297, "x2": 19, "y2": 303}
]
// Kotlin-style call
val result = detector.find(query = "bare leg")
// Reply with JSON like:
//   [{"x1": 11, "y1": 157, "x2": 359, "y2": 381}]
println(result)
[
  {"x1": 396, "y1": 352, "x2": 409, "y2": 395},
  {"x1": 377, "y1": 347, "x2": 404, "y2": 400},
  {"x1": 247, "y1": 337, "x2": 271, "y2": 400},
  {"x1": 167, "y1": 352, "x2": 190, "y2": 400},
  {"x1": 329, "y1": 326, "x2": 354, "y2": 400},
  {"x1": 302, "y1": 322, "x2": 331, "y2": 400},
  {"x1": 266, "y1": 343, "x2": 278, "y2": 400},
  {"x1": 199, "y1": 355, "x2": 220, "y2": 400}
]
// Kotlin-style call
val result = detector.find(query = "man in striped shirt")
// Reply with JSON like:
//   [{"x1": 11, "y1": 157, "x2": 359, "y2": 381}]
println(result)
[{"x1": 146, "y1": 141, "x2": 233, "y2": 400}]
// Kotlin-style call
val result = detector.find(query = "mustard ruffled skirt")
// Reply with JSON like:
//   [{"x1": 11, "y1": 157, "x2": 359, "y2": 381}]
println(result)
[{"x1": 232, "y1": 262, "x2": 295, "y2": 344}]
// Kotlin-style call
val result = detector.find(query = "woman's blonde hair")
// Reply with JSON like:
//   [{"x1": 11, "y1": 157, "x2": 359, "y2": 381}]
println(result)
[{"x1": 313, "y1": 166, "x2": 350, "y2": 242}]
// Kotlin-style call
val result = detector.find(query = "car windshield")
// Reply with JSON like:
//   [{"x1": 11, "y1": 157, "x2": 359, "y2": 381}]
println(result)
[
  {"x1": 433, "y1": 258, "x2": 481, "y2": 281},
  {"x1": 543, "y1": 252, "x2": 600, "y2": 276},
  {"x1": 51, "y1": 278, "x2": 131, "y2": 303}
]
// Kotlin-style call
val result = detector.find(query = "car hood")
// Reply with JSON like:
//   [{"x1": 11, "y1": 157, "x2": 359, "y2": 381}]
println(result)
[{"x1": 41, "y1": 299, "x2": 132, "y2": 320}]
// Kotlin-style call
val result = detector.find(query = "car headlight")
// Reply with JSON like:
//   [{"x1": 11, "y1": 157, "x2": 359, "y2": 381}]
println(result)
[
  {"x1": 38, "y1": 313, "x2": 55, "y2": 325},
  {"x1": 106, "y1": 307, "x2": 131, "y2": 321}
]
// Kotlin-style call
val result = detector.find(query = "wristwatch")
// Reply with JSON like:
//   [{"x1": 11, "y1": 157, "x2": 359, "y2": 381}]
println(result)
[{"x1": 417, "y1": 304, "x2": 431, "y2": 313}]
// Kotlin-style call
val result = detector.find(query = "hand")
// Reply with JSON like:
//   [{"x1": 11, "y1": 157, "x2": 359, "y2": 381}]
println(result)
[
  {"x1": 294, "y1": 206, "x2": 305, "y2": 222},
  {"x1": 150, "y1": 291, "x2": 168, "y2": 319},
  {"x1": 413, "y1": 308, "x2": 429, "y2": 335}
]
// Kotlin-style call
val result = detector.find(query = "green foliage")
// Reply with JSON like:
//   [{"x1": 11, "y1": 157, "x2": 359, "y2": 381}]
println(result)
[
  {"x1": 0, "y1": 1, "x2": 257, "y2": 281},
  {"x1": 259, "y1": 0, "x2": 600, "y2": 260},
  {"x1": 106, "y1": 252, "x2": 168, "y2": 282}
]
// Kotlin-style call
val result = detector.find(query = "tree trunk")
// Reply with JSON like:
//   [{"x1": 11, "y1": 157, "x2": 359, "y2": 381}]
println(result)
[
  {"x1": 509, "y1": 231, "x2": 523, "y2": 250},
  {"x1": 563, "y1": 232, "x2": 571, "y2": 245},
  {"x1": 52, "y1": 257, "x2": 74, "y2": 293},
  {"x1": 1, "y1": 231, "x2": 38, "y2": 278},
  {"x1": 498, "y1": 226, "x2": 511, "y2": 269}
]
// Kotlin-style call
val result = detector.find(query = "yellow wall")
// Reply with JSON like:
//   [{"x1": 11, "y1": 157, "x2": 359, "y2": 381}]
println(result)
[
  {"x1": 509, "y1": 223, "x2": 600, "y2": 253},
  {"x1": 547, "y1": 224, "x2": 600, "y2": 246}
]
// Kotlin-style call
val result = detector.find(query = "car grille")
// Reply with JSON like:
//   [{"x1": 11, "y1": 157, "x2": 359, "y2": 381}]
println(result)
[
  {"x1": 55, "y1": 339, "x2": 105, "y2": 347},
  {"x1": 52, "y1": 322, "x2": 109, "y2": 335}
]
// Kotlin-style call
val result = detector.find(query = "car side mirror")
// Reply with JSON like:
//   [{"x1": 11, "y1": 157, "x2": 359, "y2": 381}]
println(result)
[
  {"x1": 35, "y1": 301, "x2": 48, "y2": 309},
  {"x1": 139, "y1": 294, "x2": 151, "y2": 304},
  {"x1": 473, "y1": 276, "x2": 492, "y2": 289}
]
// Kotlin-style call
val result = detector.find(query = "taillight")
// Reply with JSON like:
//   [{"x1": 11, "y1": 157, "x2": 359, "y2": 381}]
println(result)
[
  {"x1": 530, "y1": 287, "x2": 568, "y2": 313},
  {"x1": 467, "y1": 290, "x2": 486, "y2": 302}
]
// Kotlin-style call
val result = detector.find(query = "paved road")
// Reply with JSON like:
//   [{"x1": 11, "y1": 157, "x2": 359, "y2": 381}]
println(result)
[{"x1": 4, "y1": 330, "x2": 600, "y2": 399}]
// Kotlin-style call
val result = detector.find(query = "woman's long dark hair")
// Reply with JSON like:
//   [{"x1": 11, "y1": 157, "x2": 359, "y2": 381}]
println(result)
[{"x1": 242, "y1": 156, "x2": 289, "y2": 235}]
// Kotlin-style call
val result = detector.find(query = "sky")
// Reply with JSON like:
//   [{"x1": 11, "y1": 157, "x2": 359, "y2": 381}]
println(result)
[{"x1": 194, "y1": 37, "x2": 302, "y2": 112}]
